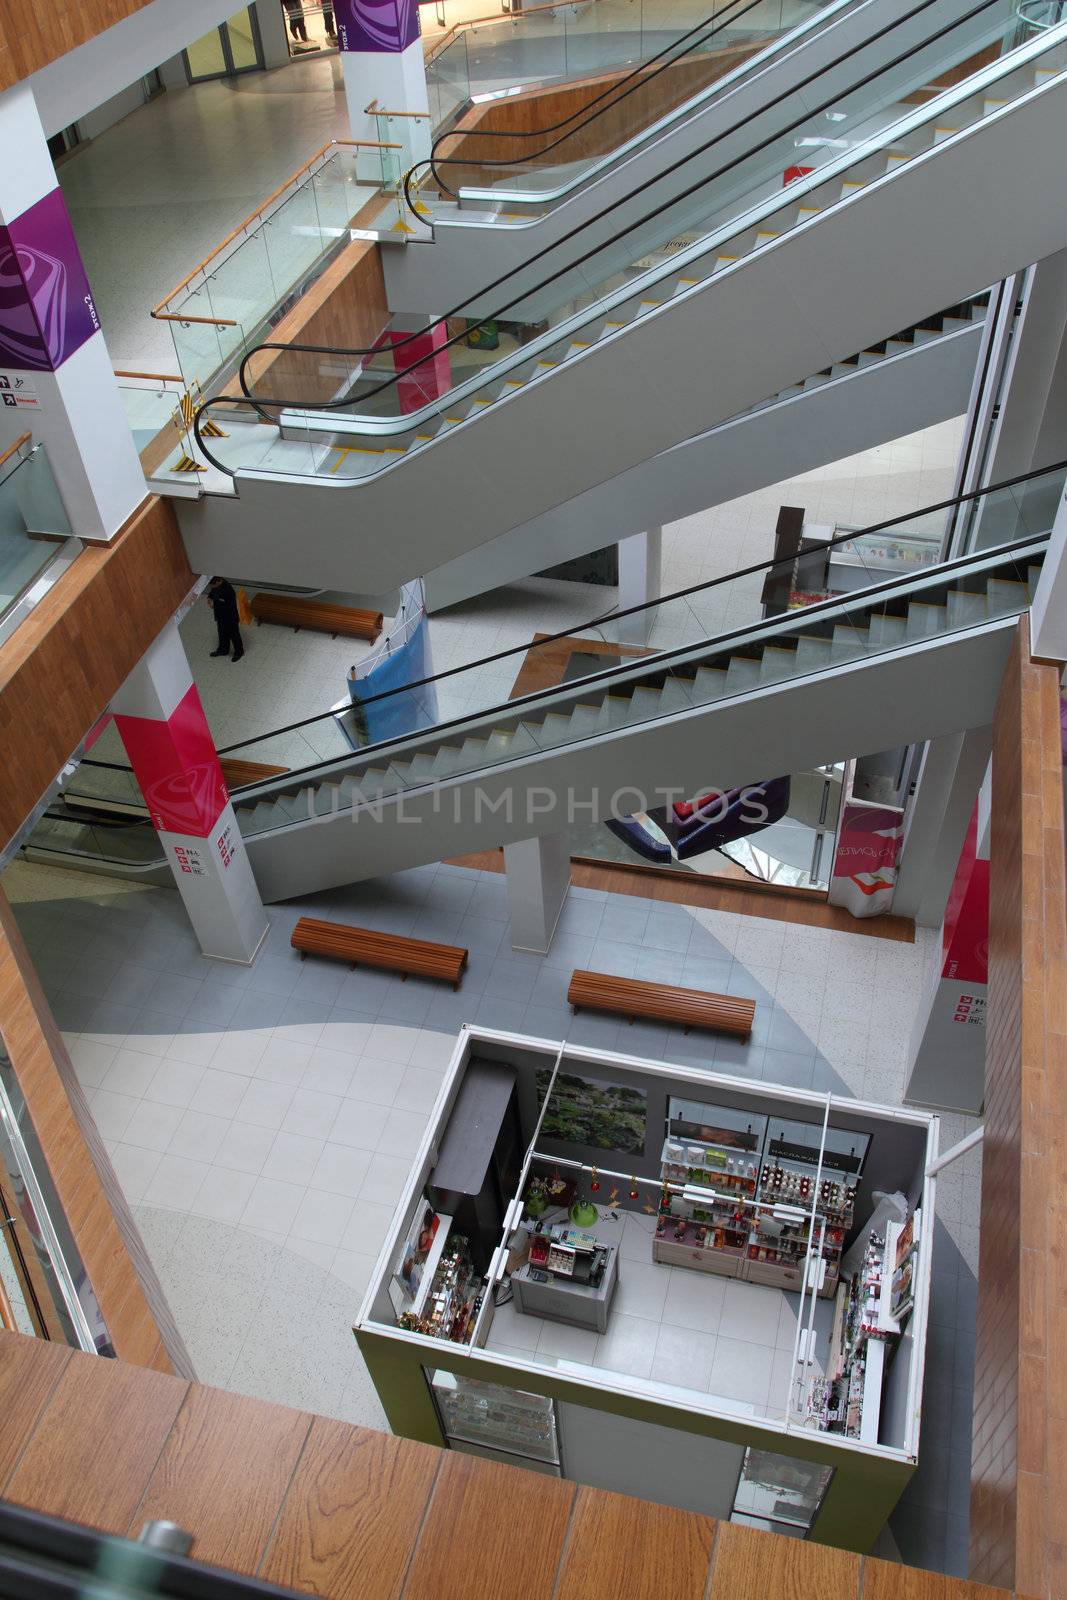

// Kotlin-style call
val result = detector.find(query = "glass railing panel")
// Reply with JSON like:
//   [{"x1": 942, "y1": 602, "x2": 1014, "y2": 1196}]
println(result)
[
  {"x1": 222, "y1": 0, "x2": 1060, "y2": 470},
  {"x1": 437, "y1": 0, "x2": 826, "y2": 202},
  {"x1": 117, "y1": 379, "x2": 194, "y2": 480},
  {"x1": 0, "y1": 444, "x2": 74, "y2": 617},
  {"x1": 0, "y1": 1049, "x2": 112, "y2": 1352},
  {"x1": 167, "y1": 292, "x2": 250, "y2": 396}
]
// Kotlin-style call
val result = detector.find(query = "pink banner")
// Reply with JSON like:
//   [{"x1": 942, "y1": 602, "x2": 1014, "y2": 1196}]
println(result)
[
  {"x1": 828, "y1": 798, "x2": 904, "y2": 917},
  {"x1": 378, "y1": 325, "x2": 451, "y2": 414},
  {"x1": 941, "y1": 808, "x2": 988, "y2": 985},
  {"x1": 114, "y1": 683, "x2": 227, "y2": 838}
]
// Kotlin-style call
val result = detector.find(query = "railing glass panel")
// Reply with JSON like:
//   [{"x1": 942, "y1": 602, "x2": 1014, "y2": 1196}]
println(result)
[{"x1": 0, "y1": 442, "x2": 75, "y2": 622}]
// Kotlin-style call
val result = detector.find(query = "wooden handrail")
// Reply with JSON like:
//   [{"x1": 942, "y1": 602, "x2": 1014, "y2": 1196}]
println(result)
[
  {"x1": 114, "y1": 370, "x2": 185, "y2": 383},
  {"x1": 151, "y1": 313, "x2": 238, "y2": 327},
  {"x1": 152, "y1": 137, "x2": 405, "y2": 315},
  {"x1": 0, "y1": 432, "x2": 31, "y2": 473},
  {"x1": 425, "y1": 0, "x2": 596, "y2": 65},
  {"x1": 0, "y1": 1271, "x2": 15, "y2": 1333},
  {"x1": 366, "y1": 99, "x2": 432, "y2": 118}
]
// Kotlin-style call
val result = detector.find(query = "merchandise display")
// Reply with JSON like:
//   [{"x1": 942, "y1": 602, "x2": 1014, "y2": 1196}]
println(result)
[{"x1": 360, "y1": 1027, "x2": 938, "y2": 1543}]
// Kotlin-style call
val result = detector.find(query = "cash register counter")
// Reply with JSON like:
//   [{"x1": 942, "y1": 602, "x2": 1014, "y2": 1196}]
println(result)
[{"x1": 512, "y1": 1225, "x2": 619, "y2": 1333}]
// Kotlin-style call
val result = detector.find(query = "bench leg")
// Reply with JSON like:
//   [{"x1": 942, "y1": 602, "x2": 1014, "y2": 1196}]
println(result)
[
  {"x1": 299, "y1": 951, "x2": 306, "y2": 961},
  {"x1": 570, "y1": 1005, "x2": 578, "y2": 1015},
  {"x1": 453, "y1": 981, "x2": 459, "y2": 992},
  {"x1": 627, "y1": 1016, "x2": 635, "y2": 1026},
  {"x1": 399, "y1": 972, "x2": 407, "y2": 982},
  {"x1": 683, "y1": 1024, "x2": 691, "y2": 1035}
]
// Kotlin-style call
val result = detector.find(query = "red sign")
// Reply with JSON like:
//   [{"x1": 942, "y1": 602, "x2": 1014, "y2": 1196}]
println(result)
[{"x1": 114, "y1": 684, "x2": 227, "y2": 838}]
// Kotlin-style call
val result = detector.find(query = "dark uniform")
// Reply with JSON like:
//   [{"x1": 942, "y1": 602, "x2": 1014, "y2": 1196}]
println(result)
[{"x1": 208, "y1": 578, "x2": 244, "y2": 662}]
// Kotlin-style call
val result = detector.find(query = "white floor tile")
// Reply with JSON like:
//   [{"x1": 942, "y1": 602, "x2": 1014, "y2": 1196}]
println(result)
[
  {"x1": 594, "y1": 1312, "x2": 658, "y2": 1379},
  {"x1": 392, "y1": 1065, "x2": 446, "y2": 1113},
  {"x1": 651, "y1": 1322, "x2": 719, "y2": 1390},
  {"x1": 68, "y1": 1037, "x2": 118, "y2": 1087},
  {"x1": 365, "y1": 1023, "x2": 419, "y2": 1064},
  {"x1": 109, "y1": 1141, "x2": 163, "y2": 1203},
  {"x1": 290, "y1": 1188, "x2": 356, "y2": 1248},
  {"x1": 235, "y1": 1079, "x2": 296, "y2": 1130},
  {"x1": 614, "y1": 1259, "x2": 671, "y2": 1320},
  {"x1": 143, "y1": 1153, "x2": 210, "y2": 1212},
  {"x1": 190, "y1": 1166, "x2": 258, "y2": 1224},
  {"x1": 537, "y1": 1318, "x2": 599, "y2": 1363},
  {"x1": 662, "y1": 1267, "x2": 727, "y2": 1335},
  {"x1": 243, "y1": 1175, "x2": 306, "y2": 1234},
  {"x1": 376, "y1": 1106, "x2": 429, "y2": 1159},
  {"x1": 341, "y1": 1198, "x2": 401, "y2": 1255},
  {"x1": 302, "y1": 1046, "x2": 358, "y2": 1098},
  {"x1": 708, "y1": 1334, "x2": 776, "y2": 1410},
  {"x1": 309, "y1": 1142, "x2": 373, "y2": 1199},
  {"x1": 214, "y1": 1121, "x2": 276, "y2": 1175},
  {"x1": 89, "y1": 1088, "x2": 140, "y2": 1141},
  {"x1": 718, "y1": 1280, "x2": 784, "y2": 1348},
  {"x1": 145, "y1": 1059, "x2": 206, "y2": 1110},
  {"x1": 349, "y1": 1057, "x2": 406, "y2": 1106},
  {"x1": 189, "y1": 1068, "x2": 251, "y2": 1120},
  {"x1": 167, "y1": 1109, "x2": 230, "y2": 1163},
  {"x1": 99, "y1": 1047, "x2": 158, "y2": 1099},
  {"x1": 283, "y1": 1088, "x2": 342, "y2": 1140},
  {"x1": 329, "y1": 1099, "x2": 391, "y2": 1151},
  {"x1": 255, "y1": 1037, "x2": 312, "y2": 1086},
  {"x1": 358, "y1": 1151, "x2": 412, "y2": 1207},
  {"x1": 263, "y1": 1130, "x2": 327, "y2": 1187}
]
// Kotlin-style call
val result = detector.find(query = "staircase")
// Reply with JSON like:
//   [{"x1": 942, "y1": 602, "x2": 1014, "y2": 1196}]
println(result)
[{"x1": 178, "y1": 18, "x2": 1067, "y2": 594}]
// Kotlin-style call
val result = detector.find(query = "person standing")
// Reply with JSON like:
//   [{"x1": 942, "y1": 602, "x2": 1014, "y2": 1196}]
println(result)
[
  {"x1": 207, "y1": 576, "x2": 244, "y2": 662},
  {"x1": 283, "y1": 1, "x2": 309, "y2": 43}
]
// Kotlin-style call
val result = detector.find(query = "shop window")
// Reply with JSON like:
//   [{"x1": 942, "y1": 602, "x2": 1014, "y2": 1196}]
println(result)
[
  {"x1": 425, "y1": 1368, "x2": 561, "y2": 1473},
  {"x1": 731, "y1": 1447, "x2": 833, "y2": 1536}
]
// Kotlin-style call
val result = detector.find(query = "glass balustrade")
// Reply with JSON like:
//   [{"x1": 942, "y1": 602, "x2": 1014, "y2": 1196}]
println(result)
[
  {"x1": 0, "y1": 441, "x2": 77, "y2": 636},
  {"x1": 200, "y1": 0, "x2": 1067, "y2": 478},
  {"x1": 44, "y1": 467, "x2": 1060, "y2": 861}
]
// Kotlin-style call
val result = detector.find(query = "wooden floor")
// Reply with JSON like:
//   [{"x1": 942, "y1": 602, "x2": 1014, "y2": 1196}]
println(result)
[
  {"x1": 450, "y1": 849, "x2": 915, "y2": 943},
  {"x1": 0, "y1": 1331, "x2": 1014, "y2": 1600}
]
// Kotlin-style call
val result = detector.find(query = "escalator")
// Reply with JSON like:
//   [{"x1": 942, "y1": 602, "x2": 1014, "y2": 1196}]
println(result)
[
  {"x1": 424, "y1": 292, "x2": 988, "y2": 609},
  {"x1": 388, "y1": 0, "x2": 975, "y2": 313},
  {"x1": 32, "y1": 465, "x2": 1061, "y2": 900},
  {"x1": 178, "y1": 0, "x2": 1067, "y2": 592}
]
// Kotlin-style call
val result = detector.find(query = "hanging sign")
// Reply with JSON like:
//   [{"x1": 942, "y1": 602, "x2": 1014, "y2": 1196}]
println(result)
[{"x1": 0, "y1": 372, "x2": 39, "y2": 408}]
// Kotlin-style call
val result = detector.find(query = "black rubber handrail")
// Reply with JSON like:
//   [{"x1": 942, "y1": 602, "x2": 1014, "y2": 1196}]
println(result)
[
  {"x1": 412, "y1": 0, "x2": 781, "y2": 208},
  {"x1": 75, "y1": 456, "x2": 1065, "y2": 791},
  {"x1": 194, "y1": 0, "x2": 999, "y2": 466}
]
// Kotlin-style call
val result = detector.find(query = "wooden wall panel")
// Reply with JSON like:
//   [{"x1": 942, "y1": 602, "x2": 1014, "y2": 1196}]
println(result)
[
  {"x1": 970, "y1": 615, "x2": 1067, "y2": 1600},
  {"x1": 0, "y1": 0, "x2": 156, "y2": 91},
  {"x1": 432, "y1": 41, "x2": 766, "y2": 188},
  {"x1": 0, "y1": 887, "x2": 195, "y2": 1376},
  {"x1": 0, "y1": 493, "x2": 195, "y2": 849},
  {"x1": 243, "y1": 232, "x2": 391, "y2": 408},
  {"x1": 0, "y1": 1329, "x2": 1040, "y2": 1600}
]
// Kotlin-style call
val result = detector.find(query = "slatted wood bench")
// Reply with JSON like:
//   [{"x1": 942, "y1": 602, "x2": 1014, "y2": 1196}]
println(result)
[
  {"x1": 291, "y1": 917, "x2": 469, "y2": 989},
  {"x1": 250, "y1": 593, "x2": 383, "y2": 641},
  {"x1": 567, "y1": 969, "x2": 754, "y2": 1037}
]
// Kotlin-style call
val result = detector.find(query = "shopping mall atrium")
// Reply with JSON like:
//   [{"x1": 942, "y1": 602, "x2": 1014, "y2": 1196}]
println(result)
[{"x1": 0, "y1": 0, "x2": 1063, "y2": 1595}]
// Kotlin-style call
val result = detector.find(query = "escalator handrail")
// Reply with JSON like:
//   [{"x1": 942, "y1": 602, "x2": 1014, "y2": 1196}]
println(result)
[
  {"x1": 196, "y1": 0, "x2": 1011, "y2": 464},
  {"x1": 77, "y1": 456, "x2": 1065, "y2": 791},
  {"x1": 413, "y1": 0, "x2": 790, "y2": 207}
]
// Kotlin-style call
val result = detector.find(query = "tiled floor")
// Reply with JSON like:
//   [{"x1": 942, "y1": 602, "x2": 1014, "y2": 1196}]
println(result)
[
  {"x1": 5, "y1": 852, "x2": 980, "y2": 1574},
  {"x1": 486, "y1": 1206, "x2": 833, "y2": 1419}
]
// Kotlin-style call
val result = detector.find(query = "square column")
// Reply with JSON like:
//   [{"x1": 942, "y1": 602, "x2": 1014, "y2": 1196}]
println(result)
[
  {"x1": 0, "y1": 84, "x2": 145, "y2": 540},
  {"x1": 616, "y1": 528, "x2": 662, "y2": 644},
  {"x1": 335, "y1": 0, "x2": 431, "y2": 161},
  {"x1": 503, "y1": 833, "x2": 570, "y2": 954},
  {"x1": 111, "y1": 624, "x2": 268, "y2": 963}
]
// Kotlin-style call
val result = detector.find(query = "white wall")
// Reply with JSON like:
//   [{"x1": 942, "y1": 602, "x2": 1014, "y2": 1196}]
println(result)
[{"x1": 25, "y1": 0, "x2": 244, "y2": 136}]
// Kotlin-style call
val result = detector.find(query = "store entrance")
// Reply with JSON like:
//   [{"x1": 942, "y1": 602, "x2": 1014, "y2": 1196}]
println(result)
[{"x1": 184, "y1": 8, "x2": 264, "y2": 82}]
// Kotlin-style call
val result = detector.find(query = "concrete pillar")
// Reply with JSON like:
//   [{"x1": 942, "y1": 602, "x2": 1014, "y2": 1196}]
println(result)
[
  {"x1": 112, "y1": 623, "x2": 269, "y2": 963},
  {"x1": 503, "y1": 833, "x2": 570, "y2": 954},
  {"x1": 0, "y1": 83, "x2": 145, "y2": 540},
  {"x1": 892, "y1": 725, "x2": 993, "y2": 927},
  {"x1": 335, "y1": 0, "x2": 431, "y2": 162},
  {"x1": 616, "y1": 528, "x2": 661, "y2": 645},
  {"x1": 904, "y1": 807, "x2": 989, "y2": 1114},
  {"x1": 254, "y1": 0, "x2": 293, "y2": 69}
]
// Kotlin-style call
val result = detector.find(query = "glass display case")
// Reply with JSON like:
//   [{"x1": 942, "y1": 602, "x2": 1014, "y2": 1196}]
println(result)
[
  {"x1": 731, "y1": 1448, "x2": 833, "y2": 1537},
  {"x1": 427, "y1": 1370, "x2": 561, "y2": 1472}
]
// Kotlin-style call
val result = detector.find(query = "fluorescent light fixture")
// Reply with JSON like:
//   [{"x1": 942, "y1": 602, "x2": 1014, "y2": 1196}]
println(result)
[{"x1": 772, "y1": 1205, "x2": 806, "y2": 1224}]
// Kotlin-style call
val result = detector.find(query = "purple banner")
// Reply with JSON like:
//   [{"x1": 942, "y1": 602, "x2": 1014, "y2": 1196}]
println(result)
[
  {"x1": 0, "y1": 188, "x2": 99, "y2": 373},
  {"x1": 335, "y1": 0, "x2": 420, "y2": 52}
]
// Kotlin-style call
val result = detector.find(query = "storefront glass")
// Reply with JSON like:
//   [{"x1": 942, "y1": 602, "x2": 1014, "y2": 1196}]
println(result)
[
  {"x1": 185, "y1": 9, "x2": 264, "y2": 82},
  {"x1": 426, "y1": 1368, "x2": 561, "y2": 1471},
  {"x1": 731, "y1": 1447, "x2": 833, "y2": 1536}
]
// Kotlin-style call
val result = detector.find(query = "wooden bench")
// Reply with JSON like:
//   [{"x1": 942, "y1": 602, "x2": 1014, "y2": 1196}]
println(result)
[
  {"x1": 250, "y1": 593, "x2": 383, "y2": 642},
  {"x1": 291, "y1": 917, "x2": 468, "y2": 989},
  {"x1": 567, "y1": 969, "x2": 754, "y2": 1038}
]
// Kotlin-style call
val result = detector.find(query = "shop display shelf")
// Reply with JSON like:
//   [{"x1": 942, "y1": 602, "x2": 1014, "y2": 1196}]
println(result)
[{"x1": 652, "y1": 1236, "x2": 744, "y2": 1276}]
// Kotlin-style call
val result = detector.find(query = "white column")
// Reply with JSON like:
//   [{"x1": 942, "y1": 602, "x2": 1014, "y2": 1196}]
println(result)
[
  {"x1": 503, "y1": 833, "x2": 570, "y2": 955},
  {"x1": 616, "y1": 528, "x2": 662, "y2": 644},
  {"x1": 1030, "y1": 475, "x2": 1067, "y2": 661},
  {"x1": 254, "y1": 0, "x2": 293, "y2": 69},
  {"x1": 111, "y1": 623, "x2": 269, "y2": 963},
  {"x1": 892, "y1": 726, "x2": 992, "y2": 926},
  {"x1": 0, "y1": 83, "x2": 145, "y2": 540},
  {"x1": 335, "y1": 0, "x2": 431, "y2": 161}
]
